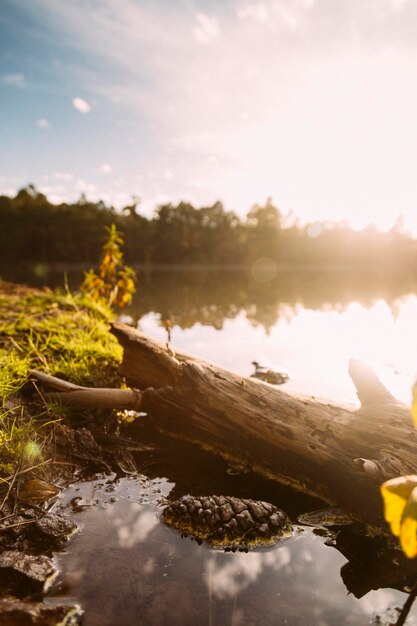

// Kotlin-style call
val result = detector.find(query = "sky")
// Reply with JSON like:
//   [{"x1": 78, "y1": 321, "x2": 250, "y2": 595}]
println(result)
[{"x1": 1, "y1": 0, "x2": 417, "y2": 231}]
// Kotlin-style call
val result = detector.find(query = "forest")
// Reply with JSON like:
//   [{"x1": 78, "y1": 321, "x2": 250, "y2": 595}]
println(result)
[{"x1": 0, "y1": 185, "x2": 416, "y2": 269}]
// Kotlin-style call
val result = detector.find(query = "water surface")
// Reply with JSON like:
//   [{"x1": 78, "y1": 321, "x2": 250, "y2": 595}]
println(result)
[{"x1": 49, "y1": 475, "x2": 411, "y2": 626}]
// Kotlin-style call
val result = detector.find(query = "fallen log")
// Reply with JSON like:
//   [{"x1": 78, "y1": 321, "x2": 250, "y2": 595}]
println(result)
[
  {"x1": 109, "y1": 322, "x2": 417, "y2": 530},
  {"x1": 30, "y1": 322, "x2": 417, "y2": 530}
]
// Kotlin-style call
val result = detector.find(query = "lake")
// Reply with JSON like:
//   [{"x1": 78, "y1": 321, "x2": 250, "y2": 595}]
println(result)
[{"x1": 4, "y1": 265, "x2": 417, "y2": 625}]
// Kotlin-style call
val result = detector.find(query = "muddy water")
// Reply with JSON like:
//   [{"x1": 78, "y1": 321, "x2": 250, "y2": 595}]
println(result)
[{"x1": 47, "y1": 474, "x2": 409, "y2": 626}]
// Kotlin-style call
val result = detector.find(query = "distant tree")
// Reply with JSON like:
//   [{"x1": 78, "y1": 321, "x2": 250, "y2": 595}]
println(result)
[
  {"x1": 0, "y1": 187, "x2": 417, "y2": 272},
  {"x1": 245, "y1": 197, "x2": 282, "y2": 262}
]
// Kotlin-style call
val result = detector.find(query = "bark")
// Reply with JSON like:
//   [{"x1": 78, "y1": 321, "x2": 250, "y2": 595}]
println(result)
[
  {"x1": 30, "y1": 369, "x2": 142, "y2": 411},
  {"x1": 109, "y1": 322, "x2": 417, "y2": 529}
]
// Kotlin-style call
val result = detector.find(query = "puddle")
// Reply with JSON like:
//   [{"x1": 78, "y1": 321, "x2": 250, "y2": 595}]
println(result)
[{"x1": 45, "y1": 474, "x2": 415, "y2": 626}]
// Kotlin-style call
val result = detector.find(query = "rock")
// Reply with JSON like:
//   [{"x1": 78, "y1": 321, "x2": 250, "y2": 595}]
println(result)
[
  {"x1": 0, "y1": 509, "x2": 76, "y2": 551},
  {"x1": 33, "y1": 513, "x2": 76, "y2": 547},
  {"x1": 0, "y1": 551, "x2": 57, "y2": 597},
  {"x1": 297, "y1": 507, "x2": 355, "y2": 528},
  {"x1": 54, "y1": 424, "x2": 109, "y2": 470},
  {"x1": 0, "y1": 596, "x2": 82, "y2": 626}
]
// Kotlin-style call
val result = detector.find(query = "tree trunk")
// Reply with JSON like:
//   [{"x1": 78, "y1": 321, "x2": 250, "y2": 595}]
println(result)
[{"x1": 110, "y1": 322, "x2": 417, "y2": 530}]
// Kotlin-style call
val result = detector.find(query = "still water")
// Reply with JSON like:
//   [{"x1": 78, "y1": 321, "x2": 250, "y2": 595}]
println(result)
[
  {"x1": 129, "y1": 267, "x2": 417, "y2": 405},
  {"x1": 48, "y1": 475, "x2": 409, "y2": 626},
  {"x1": 4, "y1": 266, "x2": 417, "y2": 624}
]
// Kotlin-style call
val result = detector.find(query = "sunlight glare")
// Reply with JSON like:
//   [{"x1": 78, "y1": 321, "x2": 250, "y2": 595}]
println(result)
[{"x1": 139, "y1": 295, "x2": 417, "y2": 405}]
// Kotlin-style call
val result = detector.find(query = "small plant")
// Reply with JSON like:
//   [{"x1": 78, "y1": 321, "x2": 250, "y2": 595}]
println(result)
[{"x1": 81, "y1": 224, "x2": 136, "y2": 308}]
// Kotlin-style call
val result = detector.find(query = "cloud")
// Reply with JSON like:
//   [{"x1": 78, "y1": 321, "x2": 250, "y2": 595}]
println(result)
[
  {"x1": 72, "y1": 97, "x2": 92, "y2": 113},
  {"x1": 193, "y1": 13, "x2": 220, "y2": 44},
  {"x1": 1, "y1": 73, "x2": 26, "y2": 88},
  {"x1": 100, "y1": 163, "x2": 112, "y2": 174},
  {"x1": 36, "y1": 118, "x2": 50, "y2": 128},
  {"x1": 13, "y1": 0, "x2": 417, "y2": 229}
]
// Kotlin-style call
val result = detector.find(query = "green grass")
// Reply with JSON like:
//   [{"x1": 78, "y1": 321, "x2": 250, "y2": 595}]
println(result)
[{"x1": 0, "y1": 286, "x2": 123, "y2": 481}]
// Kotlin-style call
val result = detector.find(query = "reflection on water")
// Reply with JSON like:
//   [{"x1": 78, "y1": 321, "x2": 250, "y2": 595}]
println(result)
[
  {"x1": 131, "y1": 268, "x2": 417, "y2": 334},
  {"x1": 49, "y1": 476, "x2": 413, "y2": 626},
  {"x1": 2, "y1": 264, "x2": 417, "y2": 328},
  {"x1": 139, "y1": 295, "x2": 417, "y2": 405}
]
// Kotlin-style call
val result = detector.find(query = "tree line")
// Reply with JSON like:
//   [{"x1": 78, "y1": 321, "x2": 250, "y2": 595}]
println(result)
[{"x1": 0, "y1": 185, "x2": 416, "y2": 270}]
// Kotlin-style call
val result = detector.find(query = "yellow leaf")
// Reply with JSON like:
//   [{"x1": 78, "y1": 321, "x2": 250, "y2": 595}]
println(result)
[
  {"x1": 19, "y1": 479, "x2": 59, "y2": 504},
  {"x1": 400, "y1": 487, "x2": 417, "y2": 558},
  {"x1": 380, "y1": 475, "x2": 417, "y2": 537}
]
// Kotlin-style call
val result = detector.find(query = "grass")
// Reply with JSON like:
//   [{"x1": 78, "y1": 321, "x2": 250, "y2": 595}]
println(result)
[{"x1": 0, "y1": 284, "x2": 123, "y2": 483}]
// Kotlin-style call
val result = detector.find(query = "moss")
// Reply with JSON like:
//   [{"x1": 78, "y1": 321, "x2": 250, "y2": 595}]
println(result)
[{"x1": 0, "y1": 285, "x2": 123, "y2": 481}]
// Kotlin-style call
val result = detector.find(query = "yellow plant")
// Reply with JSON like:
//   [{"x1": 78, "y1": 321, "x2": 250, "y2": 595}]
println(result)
[
  {"x1": 381, "y1": 476, "x2": 417, "y2": 558},
  {"x1": 81, "y1": 224, "x2": 136, "y2": 308},
  {"x1": 380, "y1": 382, "x2": 417, "y2": 558}
]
